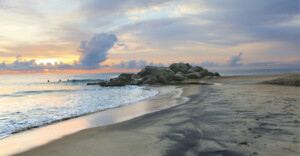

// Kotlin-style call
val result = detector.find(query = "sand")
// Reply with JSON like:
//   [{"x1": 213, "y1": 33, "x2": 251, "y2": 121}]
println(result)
[{"x1": 16, "y1": 73, "x2": 300, "y2": 156}]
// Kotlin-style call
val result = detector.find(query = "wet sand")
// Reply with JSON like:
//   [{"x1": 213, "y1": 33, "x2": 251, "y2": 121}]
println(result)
[{"x1": 16, "y1": 73, "x2": 300, "y2": 156}]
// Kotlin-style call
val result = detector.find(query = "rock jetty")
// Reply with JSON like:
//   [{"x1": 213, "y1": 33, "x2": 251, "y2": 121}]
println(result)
[{"x1": 89, "y1": 63, "x2": 220, "y2": 86}]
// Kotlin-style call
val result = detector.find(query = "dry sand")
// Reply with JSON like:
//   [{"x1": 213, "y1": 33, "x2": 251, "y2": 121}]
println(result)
[{"x1": 16, "y1": 73, "x2": 300, "y2": 156}]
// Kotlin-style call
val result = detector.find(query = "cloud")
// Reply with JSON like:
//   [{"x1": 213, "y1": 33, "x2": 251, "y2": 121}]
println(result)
[
  {"x1": 76, "y1": 33, "x2": 118, "y2": 69},
  {"x1": 0, "y1": 33, "x2": 118, "y2": 72},
  {"x1": 201, "y1": 61, "x2": 219, "y2": 67},
  {"x1": 0, "y1": 55, "x2": 73, "y2": 72},
  {"x1": 112, "y1": 60, "x2": 164, "y2": 69},
  {"x1": 226, "y1": 52, "x2": 243, "y2": 67},
  {"x1": 0, "y1": 51, "x2": 18, "y2": 57}
]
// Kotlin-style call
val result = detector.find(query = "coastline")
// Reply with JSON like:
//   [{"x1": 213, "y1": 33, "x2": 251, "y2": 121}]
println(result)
[
  {"x1": 8, "y1": 73, "x2": 300, "y2": 155},
  {"x1": 0, "y1": 86, "x2": 187, "y2": 156}
]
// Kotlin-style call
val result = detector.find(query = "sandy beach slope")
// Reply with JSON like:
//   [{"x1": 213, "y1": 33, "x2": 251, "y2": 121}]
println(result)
[{"x1": 16, "y1": 73, "x2": 300, "y2": 156}]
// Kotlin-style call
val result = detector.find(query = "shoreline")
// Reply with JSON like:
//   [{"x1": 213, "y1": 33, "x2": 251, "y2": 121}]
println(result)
[
  {"x1": 7, "y1": 73, "x2": 300, "y2": 155},
  {"x1": 0, "y1": 85, "x2": 188, "y2": 156},
  {"x1": 1, "y1": 86, "x2": 159, "y2": 140}
]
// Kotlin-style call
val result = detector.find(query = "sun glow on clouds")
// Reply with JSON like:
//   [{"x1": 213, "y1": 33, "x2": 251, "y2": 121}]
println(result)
[{"x1": 0, "y1": 0, "x2": 299, "y2": 74}]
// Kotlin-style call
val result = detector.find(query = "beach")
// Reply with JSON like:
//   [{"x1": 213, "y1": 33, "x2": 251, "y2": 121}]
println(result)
[{"x1": 12, "y1": 73, "x2": 300, "y2": 155}]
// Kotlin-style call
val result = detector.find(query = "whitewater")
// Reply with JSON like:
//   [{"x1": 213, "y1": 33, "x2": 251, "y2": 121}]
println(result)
[{"x1": 0, "y1": 73, "x2": 158, "y2": 139}]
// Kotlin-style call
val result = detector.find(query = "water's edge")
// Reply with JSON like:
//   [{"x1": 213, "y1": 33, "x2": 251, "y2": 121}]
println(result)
[{"x1": 0, "y1": 85, "x2": 189, "y2": 156}]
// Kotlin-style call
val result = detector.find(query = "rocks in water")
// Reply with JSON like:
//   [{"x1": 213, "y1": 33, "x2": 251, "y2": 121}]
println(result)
[
  {"x1": 187, "y1": 66, "x2": 204, "y2": 73},
  {"x1": 96, "y1": 63, "x2": 221, "y2": 86},
  {"x1": 103, "y1": 73, "x2": 136, "y2": 86},
  {"x1": 140, "y1": 75, "x2": 158, "y2": 85},
  {"x1": 214, "y1": 72, "x2": 220, "y2": 76},
  {"x1": 138, "y1": 66, "x2": 175, "y2": 83},
  {"x1": 173, "y1": 72, "x2": 188, "y2": 81},
  {"x1": 169, "y1": 63, "x2": 191, "y2": 74},
  {"x1": 187, "y1": 72, "x2": 202, "y2": 79}
]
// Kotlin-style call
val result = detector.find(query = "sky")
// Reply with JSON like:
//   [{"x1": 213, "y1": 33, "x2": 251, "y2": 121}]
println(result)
[{"x1": 0, "y1": 0, "x2": 299, "y2": 74}]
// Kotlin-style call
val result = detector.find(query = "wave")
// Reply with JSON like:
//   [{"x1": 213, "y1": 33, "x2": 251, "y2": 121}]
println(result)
[
  {"x1": 0, "y1": 86, "x2": 158, "y2": 140},
  {"x1": 0, "y1": 89, "x2": 80, "y2": 98}
]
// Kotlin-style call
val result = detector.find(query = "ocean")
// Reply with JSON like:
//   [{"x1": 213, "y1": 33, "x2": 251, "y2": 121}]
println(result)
[
  {"x1": 0, "y1": 68, "x2": 298, "y2": 140},
  {"x1": 0, "y1": 73, "x2": 158, "y2": 139}
]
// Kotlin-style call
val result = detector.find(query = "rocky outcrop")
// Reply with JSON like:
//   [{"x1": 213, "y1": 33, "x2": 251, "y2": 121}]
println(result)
[
  {"x1": 169, "y1": 63, "x2": 191, "y2": 74},
  {"x1": 137, "y1": 66, "x2": 175, "y2": 83},
  {"x1": 187, "y1": 72, "x2": 202, "y2": 79},
  {"x1": 97, "y1": 63, "x2": 221, "y2": 87},
  {"x1": 173, "y1": 72, "x2": 188, "y2": 81}
]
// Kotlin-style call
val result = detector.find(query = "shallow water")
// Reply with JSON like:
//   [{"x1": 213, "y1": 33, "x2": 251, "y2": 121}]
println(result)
[{"x1": 0, "y1": 73, "x2": 158, "y2": 139}]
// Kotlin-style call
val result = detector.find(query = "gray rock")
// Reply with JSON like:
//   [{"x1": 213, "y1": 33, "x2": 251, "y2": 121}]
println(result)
[
  {"x1": 104, "y1": 78, "x2": 127, "y2": 86},
  {"x1": 104, "y1": 73, "x2": 135, "y2": 86},
  {"x1": 206, "y1": 72, "x2": 215, "y2": 76},
  {"x1": 173, "y1": 72, "x2": 187, "y2": 81},
  {"x1": 203, "y1": 75, "x2": 214, "y2": 80},
  {"x1": 187, "y1": 72, "x2": 201, "y2": 79},
  {"x1": 199, "y1": 69, "x2": 208, "y2": 76},
  {"x1": 118, "y1": 73, "x2": 135, "y2": 80},
  {"x1": 214, "y1": 72, "x2": 220, "y2": 76},
  {"x1": 138, "y1": 66, "x2": 175, "y2": 83},
  {"x1": 187, "y1": 66, "x2": 204, "y2": 73},
  {"x1": 141, "y1": 75, "x2": 158, "y2": 85},
  {"x1": 97, "y1": 63, "x2": 219, "y2": 86},
  {"x1": 169, "y1": 63, "x2": 191, "y2": 74}
]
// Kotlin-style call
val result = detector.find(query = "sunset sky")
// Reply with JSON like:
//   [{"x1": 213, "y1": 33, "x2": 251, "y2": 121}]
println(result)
[{"x1": 0, "y1": 0, "x2": 299, "y2": 74}]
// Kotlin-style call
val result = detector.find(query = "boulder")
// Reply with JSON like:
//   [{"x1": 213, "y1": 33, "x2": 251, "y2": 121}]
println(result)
[
  {"x1": 199, "y1": 69, "x2": 209, "y2": 76},
  {"x1": 104, "y1": 78, "x2": 127, "y2": 86},
  {"x1": 118, "y1": 73, "x2": 135, "y2": 80},
  {"x1": 138, "y1": 66, "x2": 175, "y2": 83},
  {"x1": 206, "y1": 72, "x2": 215, "y2": 77},
  {"x1": 141, "y1": 75, "x2": 158, "y2": 85},
  {"x1": 187, "y1": 72, "x2": 201, "y2": 79},
  {"x1": 187, "y1": 66, "x2": 204, "y2": 73},
  {"x1": 214, "y1": 72, "x2": 220, "y2": 76},
  {"x1": 203, "y1": 75, "x2": 214, "y2": 80},
  {"x1": 104, "y1": 73, "x2": 135, "y2": 86},
  {"x1": 169, "y1": 63, "x2": 191, "y2": 74},
  {"x1": 173, "y1": 72, "x2": 187, "y2": 81}
]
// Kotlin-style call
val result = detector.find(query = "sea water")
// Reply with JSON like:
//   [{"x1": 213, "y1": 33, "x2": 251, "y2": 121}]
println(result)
[{"x1": 0, "y1": 73, "x2": 158, "y2": 139}]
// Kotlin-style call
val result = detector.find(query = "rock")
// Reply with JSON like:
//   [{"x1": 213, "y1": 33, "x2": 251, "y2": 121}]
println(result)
[
  {"x1": 173, "y1": 72, "x2": 187, "y2": 81},
  {"x1": 206, "y1": 72, "x2": 215, "y2": 76},
  {"x1": 141, "y1": 75, "x2": 158, "y2": 85},
  {"x1": 169, "y1": 63, "x2": 191, "y2": 74},
  {"x1": 128, "y1": 79, "x2": 142, "y2": 85},
  {"x1": 187, "y1": 66, "x2": 204, "y2": 73},
  {"x1": 97, "y1": 63, "x2": 219, "y2": 86},
  {"x1": 118, "y1": 73, "x2": 135, "y2": 80},
  {"x1": 104, "y1": 73, "x2": 135, "y2": 86},
  {"x1": 137, "y1": 66, "x2": 175, "y2": 83},
  {"x1": 199, "y1": 69, "x2": 208, "y2": 76},
  {"x1": 187, "y1": 72, "x2": 201, "y2": 79},
  {"x1": 214, "y1": 72, "x2": 220, "y2": 76},
  {"x1": 203, "y1": 75, "x2": 214, "y2": 80},
  {"x1": 87, "y1": 81, "x2": 107, "y2": 86},
  {"x1": 104, "y1": 78, "x2": 127, "y2": 86}
]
